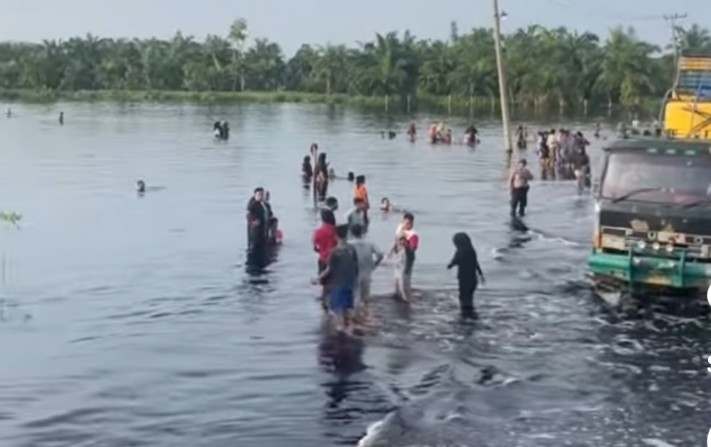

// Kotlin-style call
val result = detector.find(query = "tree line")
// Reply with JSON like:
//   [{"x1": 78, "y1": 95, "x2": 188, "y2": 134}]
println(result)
[{"x1": 1, "y1": 18, "x2": 710, "y2": 111}]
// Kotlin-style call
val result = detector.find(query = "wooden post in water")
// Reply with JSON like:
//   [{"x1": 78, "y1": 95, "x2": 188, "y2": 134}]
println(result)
[
  {"x1": 492, "y1": 0, "x2": 513, "y2": 153},
  {"x1": 312, "y1": 145, "x2": 318, "y2": 208}
]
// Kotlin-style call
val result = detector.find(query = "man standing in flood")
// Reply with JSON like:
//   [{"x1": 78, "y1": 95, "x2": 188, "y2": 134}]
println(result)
[
  {"x1": 313, "y1": 224, "x2": 359, "y2": 334},
  {"x1": 246, "y1": 187, "x2": 269, "y2": 258},
  {"x1": 508, "y1": 159, "x2": 533, "y2": 217}
]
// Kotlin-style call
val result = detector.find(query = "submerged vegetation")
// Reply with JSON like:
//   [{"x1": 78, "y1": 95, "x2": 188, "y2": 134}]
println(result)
[{"x1": 1, "y1": 19, "x2": 710, "y2": 115}]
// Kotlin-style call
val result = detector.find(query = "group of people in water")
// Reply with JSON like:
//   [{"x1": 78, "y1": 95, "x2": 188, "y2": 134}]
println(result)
[
  {"x1": 253, "y1": 120, "x2": 608, "y2": 335},
  {"x1": 284, "y1": 142, "x2": 486, "y2": 334},
  {"x1": 213, "y1": 121, "x2": 230, "y2": 140},
  {"x1": 534, "y1": 127, "x2": 592, "y2": 190}
]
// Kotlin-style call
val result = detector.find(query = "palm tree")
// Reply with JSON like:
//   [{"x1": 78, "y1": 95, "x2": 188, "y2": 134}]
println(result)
[{"x1": 228, "y1": 18, "x2": 248, "y2": 91}]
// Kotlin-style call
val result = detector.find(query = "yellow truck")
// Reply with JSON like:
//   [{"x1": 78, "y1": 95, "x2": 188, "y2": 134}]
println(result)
[{"x1": 662, "y1": 53, "x2": 711, "y2": 139}]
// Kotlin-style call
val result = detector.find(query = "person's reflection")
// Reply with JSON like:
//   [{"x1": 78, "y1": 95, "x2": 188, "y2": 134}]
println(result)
[
  {"x1": 244, "y1": 243, "x2": 279, "y2": 278},
  {"x1": 318, "y1": 322, "x2": 367, "y2": 416},
  {"x1": 506, "y1": 216, "x2": 532, "y2": 249}
]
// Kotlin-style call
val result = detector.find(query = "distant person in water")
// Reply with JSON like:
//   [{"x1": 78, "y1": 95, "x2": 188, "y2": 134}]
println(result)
[
  {"x1": 347, "y1": 172, "x2": 355, "y2": 182},
  {"x1": 464, "y1": 125, "x2": 479, "y2": 145},
  {"x1": 213, "y1": 121, "x2": 222, "y2": 138},
  {"x1": 302, "y1": 156, "x2": 313, "y2": 181},
  {"x1": 6, "y1": 108, "x2": 11, "y2": 118},
  {"x1": 315, "y1": 153, "x2": 329, "y2": 201},
  {"x1": 353, "y1": 175, "x2": 370, "y2": 225},
  {"x1": 516, "y1": 125, "x2": 527, "y2": 149},
  {"x1": 246, "y1": 187, "x2": 269, "y2": 253},
  {"x1": 447, "y1": 232, "x2": 485, "y2": 319},
  {"x1": 328, "y1": 168, "x2": 336, "y2": 180},
  {"x1": 136, "y1": 180, "x2": 146, "y2": 194},
  {"x1": 59, "y1": 111, "x2": 64, "y2": 125},
  {"x1": 407, "y1": 123, "x2": 417, "y2": 141},
  {"x1": 313, "y1": 224, "x2": 359, "y2": 334},
  {"x1": 380, "y1": 197, "x2": 400, "y2": 213},
  {"x1": 222, "y1": 121, "x2": 230, "y2": 139}
]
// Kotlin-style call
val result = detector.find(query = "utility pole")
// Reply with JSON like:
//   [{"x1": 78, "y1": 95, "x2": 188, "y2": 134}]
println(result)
[
  {"x1": 493, "y1": 0, "x2": 513, "y2": 153},
  {"x1": 664, "y1": 13, "x2": 687, "y2": 72}
]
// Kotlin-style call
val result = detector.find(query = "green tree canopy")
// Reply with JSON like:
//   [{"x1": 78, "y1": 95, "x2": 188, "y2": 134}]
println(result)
[{"x1": 0, "y1": 20, "x2": 706, "y2": 110}]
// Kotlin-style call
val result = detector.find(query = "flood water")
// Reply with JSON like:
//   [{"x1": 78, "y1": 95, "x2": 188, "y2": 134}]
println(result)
[{"x1": 0, "y1": 103, "x2": 709, "y2": 447}]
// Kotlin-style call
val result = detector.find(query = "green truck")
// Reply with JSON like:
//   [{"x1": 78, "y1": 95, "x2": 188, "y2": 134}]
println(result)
[{"x1": 589, "y1": 138, "x2": 711, "y2": 296}]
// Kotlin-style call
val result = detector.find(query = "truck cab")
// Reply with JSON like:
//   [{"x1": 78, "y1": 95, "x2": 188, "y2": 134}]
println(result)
[{"x1": 589, "y1": 138, "x2": 711, "y2": 294}]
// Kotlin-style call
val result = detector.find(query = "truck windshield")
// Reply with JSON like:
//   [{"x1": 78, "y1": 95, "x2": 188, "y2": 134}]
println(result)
[{"x1": 601, "y1": 151, "x2": 711, "y2": 204}]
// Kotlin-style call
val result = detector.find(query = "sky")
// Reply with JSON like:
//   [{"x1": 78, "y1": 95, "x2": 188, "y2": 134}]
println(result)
[{"x1": 0, "y1": 0, "x2": 709, "y2": 55}]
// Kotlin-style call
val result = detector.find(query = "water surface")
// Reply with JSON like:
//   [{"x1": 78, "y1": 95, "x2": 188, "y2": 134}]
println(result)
[{"x1": 0, "y1": 103, "x2": 709, "y2": 447}]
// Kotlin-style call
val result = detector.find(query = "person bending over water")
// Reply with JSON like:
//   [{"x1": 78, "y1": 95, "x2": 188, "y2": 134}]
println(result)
[
  {"x1": 390, "y1": 235, "x2": 414, "y2": 302},
  {"x1": 313, "y1": 224, "x2": 359, "y2": 334},
  {"x1": 508, "y1": 159, "x2": 533, "y2": 217},
  {"x1": 350, "y1": 223, "x2": 384, "y2": 311},
  {"x1": 447, "y1": 232, "x2": 485, "y2": 319}
]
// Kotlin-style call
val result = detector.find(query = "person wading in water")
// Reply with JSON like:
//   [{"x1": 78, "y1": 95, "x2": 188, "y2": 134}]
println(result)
[
  {"x1": 246, "y1": 187, "x2": 270, "y2": 265},
  {"x1": 508, "y1": 159, "x2": 533, "y2": 217},
  {"x1": 447, "y1": 232, "x2": 485, "y2": 319},
  {"x1": 312, "y1": 209, "x2": 338, "y2": 310},
  {"x1": 313, "y1": 224, "x2": 359, "y2": 335}
]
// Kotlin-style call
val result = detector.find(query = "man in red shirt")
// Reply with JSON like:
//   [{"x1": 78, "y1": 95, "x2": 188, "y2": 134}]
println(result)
[{"x1": 312, "y1": 209, "x2": 338, "y2": 309}]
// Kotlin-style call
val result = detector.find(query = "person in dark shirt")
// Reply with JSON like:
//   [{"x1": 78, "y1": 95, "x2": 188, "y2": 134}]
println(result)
[
  {"x1": 313, "y1": 224, "x2": 359, "y2": 334},
  {"x1": 572, "y1": 147, "x2": 591, "y2": 194},
  {"x1": 246, "y1": 187, "x2": 268, "y2": 252},
  {"x1": 447, "y1": 232, "x2": 485, "y2": 319},
  {"x1": 302, "y1": 156, "x2": 313, "y2": 181}
]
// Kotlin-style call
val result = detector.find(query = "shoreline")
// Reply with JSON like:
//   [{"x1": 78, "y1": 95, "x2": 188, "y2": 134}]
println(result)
[{"x1": 0, "y1": 89, "x2": 658, "y2": 118}]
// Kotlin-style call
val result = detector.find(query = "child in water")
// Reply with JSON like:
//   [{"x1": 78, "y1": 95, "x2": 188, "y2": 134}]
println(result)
[
  {"x1": 390, "y1": 235, "x2": 414, "y2": 302},
  {"x1": 354, "y1": 175, "x2": 370, "y2": 225},
  {"x1": 380, "y1": 197, "x2": 400, "y2": 213},
  {"x1": 447, "y1": 232, "x2": 485, "y2": 319}
]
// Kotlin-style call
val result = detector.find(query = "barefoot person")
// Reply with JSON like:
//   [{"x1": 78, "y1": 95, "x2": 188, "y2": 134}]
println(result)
[{"x1": 313, "y1": 224, "x2": 359, "y2": 334}]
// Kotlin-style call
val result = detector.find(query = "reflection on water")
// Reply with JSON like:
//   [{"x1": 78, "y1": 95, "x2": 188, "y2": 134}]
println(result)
[{"x1": 0, "y1": 103, "x2": 708, "y2": 447}]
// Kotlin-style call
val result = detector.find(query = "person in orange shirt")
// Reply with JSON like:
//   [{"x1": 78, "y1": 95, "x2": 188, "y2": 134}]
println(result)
[{"x1": 354, "y1": 175, "x2": 370, "y2": 226}]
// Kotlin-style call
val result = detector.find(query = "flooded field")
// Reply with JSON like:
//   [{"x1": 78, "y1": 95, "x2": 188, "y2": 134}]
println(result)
[{"x1": 0, "y1": 103, "x2": 708, "y2": 447}]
